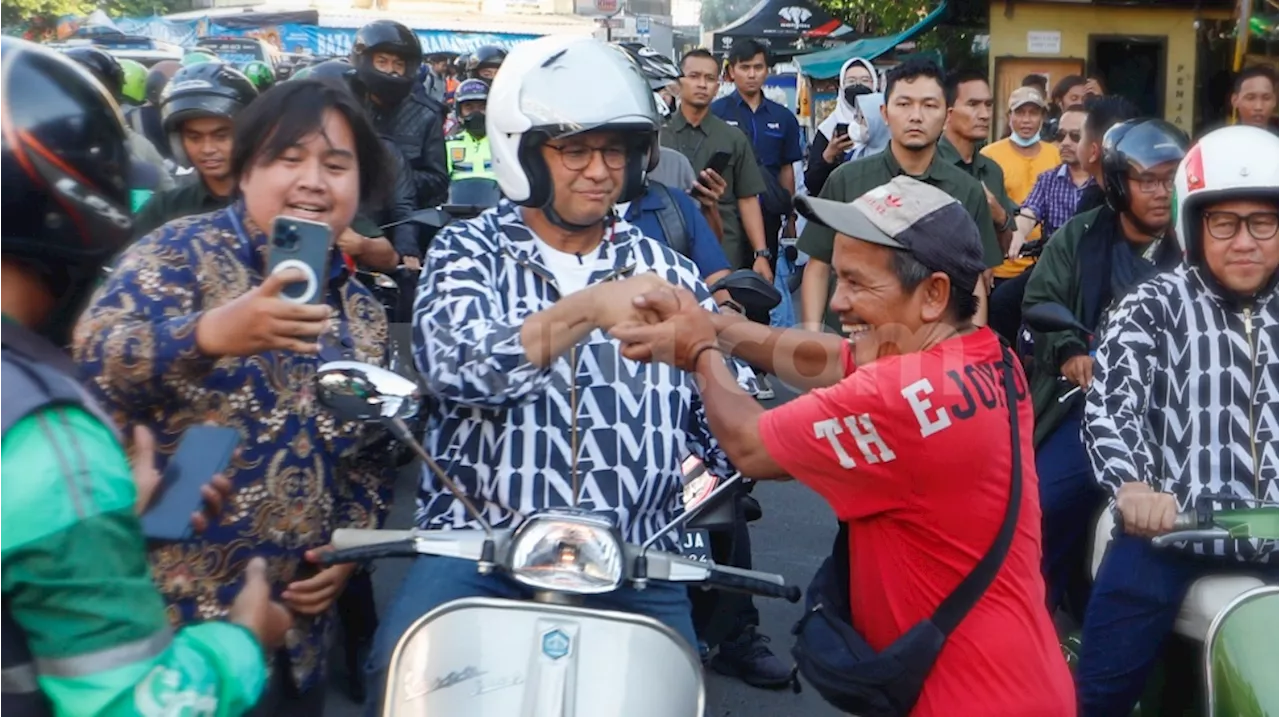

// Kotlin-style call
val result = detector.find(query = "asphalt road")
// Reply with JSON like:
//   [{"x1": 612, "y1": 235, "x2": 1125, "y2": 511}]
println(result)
[{"x1": 323, "y1": 380, "x2": 846, "y2": 717}]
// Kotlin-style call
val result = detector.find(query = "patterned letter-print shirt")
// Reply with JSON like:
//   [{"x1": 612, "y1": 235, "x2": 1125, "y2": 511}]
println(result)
[
  {"x1": 73, "y1": 202, "x2": 396, "y2": 691},
  {"x1": 411, "y1": 199, "x2": 754, "y2": 553}
]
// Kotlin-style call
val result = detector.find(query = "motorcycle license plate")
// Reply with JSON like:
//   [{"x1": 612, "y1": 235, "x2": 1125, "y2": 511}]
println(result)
[{"x1": 681, "y1": 529, "x2": 712, "y2": 562}]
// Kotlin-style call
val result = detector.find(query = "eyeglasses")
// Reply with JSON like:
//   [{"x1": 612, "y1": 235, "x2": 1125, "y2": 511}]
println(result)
[
  {"x1": 1203, "y1": 210, "x2": 1280, "y2": 241},
  {"x1": 545, "y1": 143, "x2": 628, "y2": 171},
  {"x1": 1055, "y1": 129, "x2": 1081, "y2": 143},
  {"x1": 1128, "y1": 174, "x2": 1175, "y2": 194}
]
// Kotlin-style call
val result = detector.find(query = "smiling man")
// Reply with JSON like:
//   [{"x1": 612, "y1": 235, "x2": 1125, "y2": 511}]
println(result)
[
  {"x1": 612, "y1": 176, "x2": 1075, "y2": 717},
  {"x1": 373, "y1": 37, "x2": 757, "y2": 712},
  {"x1": 798, "y1": 59, "x2": 1001, "y2": 333},
  {"x1": 131, "y1": 61, "x2": 257, "y2": 239}
]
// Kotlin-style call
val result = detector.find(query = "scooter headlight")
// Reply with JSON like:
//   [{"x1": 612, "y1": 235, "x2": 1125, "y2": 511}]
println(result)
[{"x1": 508, "y1": 513, "x2": 623, "y2": 594}]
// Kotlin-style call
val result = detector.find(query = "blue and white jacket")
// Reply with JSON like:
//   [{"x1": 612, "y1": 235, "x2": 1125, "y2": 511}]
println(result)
[{"x1": 411, "y1": 200, "x2": 752, "y2": 551}]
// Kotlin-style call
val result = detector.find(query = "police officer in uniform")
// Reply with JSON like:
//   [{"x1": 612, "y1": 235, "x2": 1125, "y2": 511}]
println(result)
[
  {"x1": 131, "y1": 61, "x2": 258, "y2": 238},
  {"x1": 1, "y1": 37, "x2": 288, "y2": 717},
  {"x1": 445, "y1": 78, "x2": 495, "y2": 181}
]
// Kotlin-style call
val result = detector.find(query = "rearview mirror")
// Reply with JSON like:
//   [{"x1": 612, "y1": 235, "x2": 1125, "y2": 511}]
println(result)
[
  {"x1": 708, "y1": 269, "x2": 782, "y2": 314},
  {"x1": 1024, "y1": 303, "x2": 1090, "y2": 335},
  {"x1": 315, "y1": 361, "x2": 422, "y2": 422}
]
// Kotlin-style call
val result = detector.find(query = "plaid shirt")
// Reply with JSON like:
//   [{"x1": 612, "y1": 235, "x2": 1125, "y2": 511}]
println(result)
[{"x1": 1022, "y1": 164, "x2": 1096, "y2": 238}]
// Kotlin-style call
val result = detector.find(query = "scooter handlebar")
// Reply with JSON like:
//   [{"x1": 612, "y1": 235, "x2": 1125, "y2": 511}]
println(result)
[
  {"x1": 318, "y1": 540, "x2": 420, "y2": 564},
  {"x1": 702, "y1": 564, "x2": 802, "y2": 603}
]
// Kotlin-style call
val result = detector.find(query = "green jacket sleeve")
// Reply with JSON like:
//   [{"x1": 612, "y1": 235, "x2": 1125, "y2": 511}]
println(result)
[
  {"x1": 1022, "y1": 223, "x2": 1088, "y2": 368},
  {"x1": 1, "y1": 407, "x2": 266, "y2": 717}
]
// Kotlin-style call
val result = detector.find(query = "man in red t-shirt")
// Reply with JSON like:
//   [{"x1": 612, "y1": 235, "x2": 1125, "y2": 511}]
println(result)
[{"x1": 612, "y1": 176, "x2": 1075, "y2": 716}]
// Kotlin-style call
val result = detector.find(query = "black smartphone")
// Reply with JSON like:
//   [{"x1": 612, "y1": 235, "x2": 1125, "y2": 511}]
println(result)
[
  {"x1": 268, "y1": 216, "x2": 332, "y2": 305},
  {"x1": 834, "y1": 122, "x2": 849, "y2": 138},
  {"x1": 140, "y1": 426, "x2": 241, "y2": 542},
  {"x1": 705, "y1": 150, "x2": 732, "y2": 176}
]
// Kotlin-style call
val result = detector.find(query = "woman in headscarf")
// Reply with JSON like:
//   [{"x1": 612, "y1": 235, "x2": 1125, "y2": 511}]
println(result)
[{"x1": 804, "y1": 57, "x2": 883, "y2": 194}]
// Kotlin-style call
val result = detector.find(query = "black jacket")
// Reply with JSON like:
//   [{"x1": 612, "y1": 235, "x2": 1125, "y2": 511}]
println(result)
[
  {"x1": 374, "y1": 138, "x2": 419, "y2": 258},
  {"x1": 367, "y1": 93, "x2": 449, "y2": 208}
]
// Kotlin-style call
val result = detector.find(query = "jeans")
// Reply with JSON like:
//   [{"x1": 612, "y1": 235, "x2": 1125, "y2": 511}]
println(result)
[
  {"x1": 1077, "y1": 535, "x2": 1279, "y2": 716},
  {"x1": 363, "y1": 555, "x2": 698, "y2": 715},
  {"x1": 1036, "y1": 404, "x2": 1104, "y2": 616}
]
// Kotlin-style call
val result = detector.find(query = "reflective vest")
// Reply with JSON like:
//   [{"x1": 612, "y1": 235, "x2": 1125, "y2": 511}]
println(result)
[{"x1": 445, "y1": 132, "x2": 495, "y2": 181}]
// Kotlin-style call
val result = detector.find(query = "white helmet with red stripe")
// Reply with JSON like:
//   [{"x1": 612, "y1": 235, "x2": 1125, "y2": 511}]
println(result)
[{"x1": 1173, "y1": 125, "x2": 1279, "y2": 259}]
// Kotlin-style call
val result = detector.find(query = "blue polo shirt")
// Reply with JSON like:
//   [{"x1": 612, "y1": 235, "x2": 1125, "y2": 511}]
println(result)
[
  {"x1": 711, "y1": 92, "x2": 804, "y2": 177},
  {"x1": 623, "y1": 183, "x2": 731, "y2": 280}
]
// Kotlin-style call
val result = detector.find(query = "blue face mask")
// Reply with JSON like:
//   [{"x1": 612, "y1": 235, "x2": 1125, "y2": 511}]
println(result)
[{"x1": 1009, "y1": 130, "x2": 1041, "y2": 148}]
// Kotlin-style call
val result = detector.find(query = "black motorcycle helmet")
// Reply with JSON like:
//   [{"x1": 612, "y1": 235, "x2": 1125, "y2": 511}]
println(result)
[
  {"x1": 2, "y1": 38, "x2": 136, "y2": 344},
  {"x1": 294, "y1": 57, "x2": 364, "y2": 96},
  {"x1": 160, "y1": 61, "x2": 257, "y2": 166},
  {"x1": 1101, "y1": 118, "x2": 1189, "y2": 215},
  {"x1": 160, "y1": 61, "x2": 258, "y2": 134},
  {"x1": 64, "y1": 46, "x2": 125, "y2": 100},
  {"x1": 144, "y1": 59, "x2": 180, "y2": 106},
  {"x1": 453, "y1": 52, "x2": 471, "y2": 78},
  {"x1": 467, "y1": 45, "x2": 507, "y2": 79},
  {"x1": 350, "y1": 20, "x2": 422, "y2": 105}
]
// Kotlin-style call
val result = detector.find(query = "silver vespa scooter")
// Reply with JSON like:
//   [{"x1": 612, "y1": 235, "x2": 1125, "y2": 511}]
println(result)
[{"x1": 313, "y1": 356, "x2": 799, "y2": 717}]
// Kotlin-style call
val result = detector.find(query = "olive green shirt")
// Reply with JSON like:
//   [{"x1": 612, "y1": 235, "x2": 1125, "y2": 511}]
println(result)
[
  {"x1": 797, "y1": 143, "x2": 1003, "y2": 332},
  {"x1": 797, "y1": 144, "x2": 1003, "y2": 268},
  {"x1": 937, "y1": 135, "x2": 1019, "y2": 225},
  {"x1": 131, "y1": 178, "x2": 230, "y2": 240},
  {"x1": 661, "y1": 109, "x2": 766, "y2": 269}
]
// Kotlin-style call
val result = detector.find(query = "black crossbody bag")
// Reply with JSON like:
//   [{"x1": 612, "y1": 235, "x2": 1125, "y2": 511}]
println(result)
[{"x1": 791, "y1": 344, "x2": 1024, "y2": 717}]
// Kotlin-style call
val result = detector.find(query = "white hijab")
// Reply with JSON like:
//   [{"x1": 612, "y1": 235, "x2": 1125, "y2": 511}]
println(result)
[{"x1": 817, "y1": 57, "x2": 880, "y2": 142}]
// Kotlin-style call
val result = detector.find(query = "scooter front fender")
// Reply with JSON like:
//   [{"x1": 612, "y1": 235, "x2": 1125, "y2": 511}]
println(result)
[
  {"x1": 1205, "y1": 585, "x2": 1278, "y2": 717},
  {"x1": 381, "y1": 596, "x2": 705, "y2": 717}
]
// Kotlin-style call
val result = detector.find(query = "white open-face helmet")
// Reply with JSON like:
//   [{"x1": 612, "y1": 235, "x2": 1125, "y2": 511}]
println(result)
[
  {"x1": 1173, "y1": 125, "x2": 1279, "y2": 259},
  {"x1": 486, "y1": 36, "x2": 659, "y2": 209}
]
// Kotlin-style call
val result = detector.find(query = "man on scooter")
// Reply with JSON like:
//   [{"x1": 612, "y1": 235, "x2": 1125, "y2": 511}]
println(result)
[
  {"x1": 1022, "y1": 117, "x2": 1188, "y2": 616},
  {"x1": 1077, "y1": 125, "x2": 1279, "y2": 716},
  {"x1": 351, "y1": 20, "x2": 450, "y2": 208},
  {"x1": 367, "y1": 36, "x2": 754, "y2": 710},
  {"x1": 131, "y1": 61, "x2": 257, "y2": 238}
]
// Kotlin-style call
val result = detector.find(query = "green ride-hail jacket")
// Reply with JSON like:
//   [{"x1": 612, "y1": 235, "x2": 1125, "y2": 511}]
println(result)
[{"x1": 1, "y1": 318, "x2": 266, "y2": 716}]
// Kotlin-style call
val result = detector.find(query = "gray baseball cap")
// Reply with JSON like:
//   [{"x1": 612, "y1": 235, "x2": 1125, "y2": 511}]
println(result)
[{"x1": 795, "y1": 176, "x2": 988, "y2": 293}]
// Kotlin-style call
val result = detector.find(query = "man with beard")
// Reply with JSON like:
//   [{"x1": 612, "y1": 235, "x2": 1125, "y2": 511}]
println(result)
[
  {"x1": 131, "y1": 61, "x2": 257, "y2": 238},
  {"x1": 798, "y1": 59, "x2": 1001, "y2": 333},
  {"x1": 1022, "y1": 118, "x2": 1189, "y2": 617},
  {"x1": 351, "y1": 20, "x2": 449, "y2": 208}
]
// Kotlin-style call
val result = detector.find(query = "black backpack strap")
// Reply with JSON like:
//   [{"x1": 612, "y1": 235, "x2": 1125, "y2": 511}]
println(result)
[
  {"x1": 930, "y1": 343, "x2": 1023, "y2": 635},
  {"x1": 653, "y1": 182, "x2": 692, "y2": 260}
]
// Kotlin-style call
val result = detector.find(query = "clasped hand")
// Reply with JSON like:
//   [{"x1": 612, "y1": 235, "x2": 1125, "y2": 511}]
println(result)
[{"x1": 609, "y1": 286, "x2": 719, "y2": 372}]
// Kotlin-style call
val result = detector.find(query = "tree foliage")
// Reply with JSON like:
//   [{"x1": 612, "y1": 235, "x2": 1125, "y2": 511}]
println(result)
[
  {"x1": 700, "y1": 0, "x2": 760, "y2": 33},
  {"x1": 1, "y1": 0, "x2": 89, "y2": 32},
  {"x1": 812, "y1": 0, "x2": 988, "y2": 71}
]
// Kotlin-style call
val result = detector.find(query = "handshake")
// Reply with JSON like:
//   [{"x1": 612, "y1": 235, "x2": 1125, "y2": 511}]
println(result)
[{"x1": 589, "y1": 273, "x2": 722, "y2": 373}]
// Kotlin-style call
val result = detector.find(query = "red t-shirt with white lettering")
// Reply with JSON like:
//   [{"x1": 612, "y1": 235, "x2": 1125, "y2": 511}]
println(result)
[{"x1": 759, "y1": 329, "x2": 1075, "y2": 717}]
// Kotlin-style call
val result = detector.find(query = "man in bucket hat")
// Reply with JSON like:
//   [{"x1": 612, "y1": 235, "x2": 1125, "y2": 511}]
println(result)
[{"x1": 611, "y1": 176, "x2": 1075, "y2": 716}]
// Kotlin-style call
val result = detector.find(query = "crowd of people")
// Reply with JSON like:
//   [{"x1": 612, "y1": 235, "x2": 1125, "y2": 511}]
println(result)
[{"x1": 0, "y1": 22, "x2": 1277, "y2": 717}]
